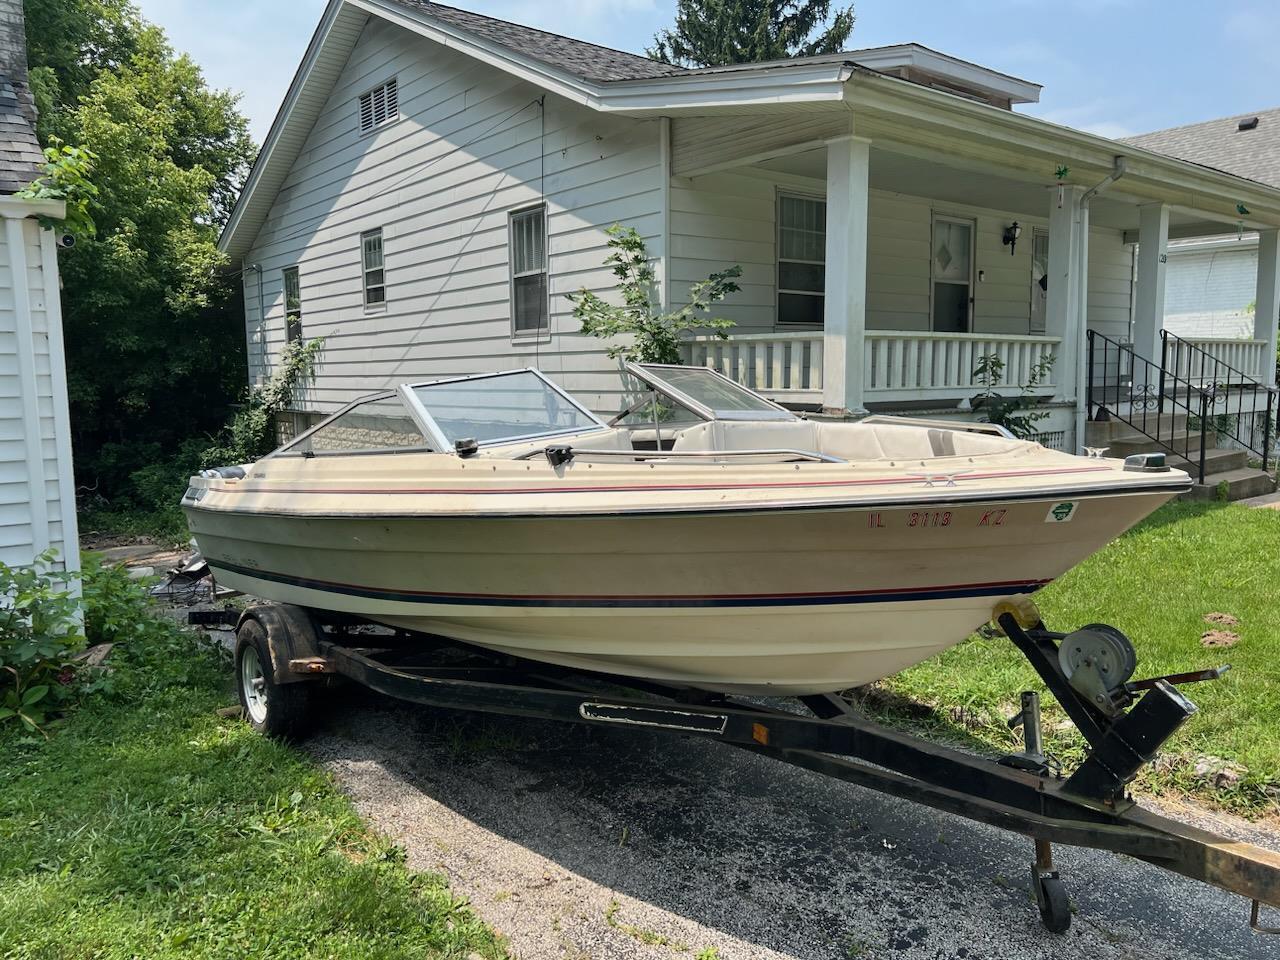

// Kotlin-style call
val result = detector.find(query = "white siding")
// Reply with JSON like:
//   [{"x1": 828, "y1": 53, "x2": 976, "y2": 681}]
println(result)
[
  {"x1": 1163, "y1": 244, "x2": 1257, "y2": 340},
  {"x1": 669, "y1": 169, "x2": 1134, "y2": 338},
  {"x1": 242, "y1": 17, "x2": 664, "y2": 416},
  {"x1": 0, "y1": 213, "x2": 78, "y2": 571}
]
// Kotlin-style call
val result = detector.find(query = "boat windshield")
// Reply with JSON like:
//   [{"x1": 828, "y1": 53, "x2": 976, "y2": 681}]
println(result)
[
  {"x1": 406, "y1": 369, "x2": 606, "y2": 447},
  {"x1": 624, "y1": 363, "x2": 797, "y2": 422}
]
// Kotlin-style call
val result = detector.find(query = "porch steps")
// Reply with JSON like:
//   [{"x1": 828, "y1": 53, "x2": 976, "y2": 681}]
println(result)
[{"x1": 1084, "y1": 416, "x2": 1276, "y2": 503}]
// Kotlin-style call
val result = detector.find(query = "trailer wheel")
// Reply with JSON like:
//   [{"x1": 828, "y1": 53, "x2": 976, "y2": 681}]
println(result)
[
  {"x1": 235, "y1": 618, "x2": 314, "y2": 739},
  {"x1": 1034, "y1": 873, "x2": 1071, "y2": 934}
]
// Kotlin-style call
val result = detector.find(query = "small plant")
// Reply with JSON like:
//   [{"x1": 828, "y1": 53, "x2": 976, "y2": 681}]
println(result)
[
  {"x1": 971, "y1": 352, "x2": 1056, "y2": 440},
  {"x1": 202, "y1": 336, "x2": 324, "y2": 467},
  {"x1": 0, "y1": 552, "x2": 89, "y2": 732},
  {"x1": 17, "y1": 139, "x2": 99, "y2": 239},
  {"x1": 569, "y1": 224, "x2": 741, "y2": 363}
]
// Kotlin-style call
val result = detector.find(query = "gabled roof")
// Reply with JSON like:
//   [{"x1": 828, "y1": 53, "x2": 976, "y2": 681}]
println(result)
[
  {"x1": 0, "y1": 74, "x2": 43, "y2": 194},
  {"x1": 1124, "y1": 107, "x2": 1280, "y2": 189}
]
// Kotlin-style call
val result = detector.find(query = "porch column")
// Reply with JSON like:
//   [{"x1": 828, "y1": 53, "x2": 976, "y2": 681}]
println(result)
[
  {"x1": 1132, "y1": 203, "x2": 1169, "y2": 365},
  {"x1": 1046, "y1": 185, "x2": 1088, "y2": 410},
  {"x1": 1255, "y1": 228, "x2": 1280, "y2": 388},
  {"x1": 821, "y1": 134, "x2": 871, "y2": 416}
]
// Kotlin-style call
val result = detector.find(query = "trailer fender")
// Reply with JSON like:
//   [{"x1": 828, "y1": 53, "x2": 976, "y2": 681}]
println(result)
[{"x1": 236, "y1": 604, "x2": 325, "y2": 685}]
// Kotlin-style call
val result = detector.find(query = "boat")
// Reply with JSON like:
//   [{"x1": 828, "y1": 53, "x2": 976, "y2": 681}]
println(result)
[{"x1": 182, "y1": 363, "x2": 1190, "y2": 694}]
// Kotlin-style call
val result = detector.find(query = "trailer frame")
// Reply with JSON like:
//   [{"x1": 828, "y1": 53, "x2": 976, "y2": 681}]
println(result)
[{"x1": 227, "y1": 601, "x2": 1280, "y2": 935}]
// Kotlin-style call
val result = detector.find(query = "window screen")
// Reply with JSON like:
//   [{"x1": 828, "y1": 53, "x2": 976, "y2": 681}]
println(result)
[
  {"x1": 778, "y1": 194, "x2": 826, "y2": 326},
  {"x1": 509, "y1": 206, "x2": 548, "y2": 334}
]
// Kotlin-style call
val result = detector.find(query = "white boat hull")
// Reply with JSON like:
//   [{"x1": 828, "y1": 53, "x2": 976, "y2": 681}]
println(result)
[{"x1": 189, "y1": 486, "x2": 1177, "y2": 693}]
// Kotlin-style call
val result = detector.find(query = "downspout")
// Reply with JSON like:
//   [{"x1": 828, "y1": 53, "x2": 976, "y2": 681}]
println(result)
[{"x1": 1074, "y1": 157, "x2": 1127, "y2": 452}]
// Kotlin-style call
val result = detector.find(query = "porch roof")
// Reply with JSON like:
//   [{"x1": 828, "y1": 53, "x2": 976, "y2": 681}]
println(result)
[{"x1": 219, "y1": 0, "x2": 1280, "y2": 261}]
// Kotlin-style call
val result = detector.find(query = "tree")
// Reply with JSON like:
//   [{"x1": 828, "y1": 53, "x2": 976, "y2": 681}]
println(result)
[
  {"x1": 569, "y1": 224, "x2": 741, "y2": 364},
  {"x1": 24, "y1": 0, "x2": 256, "y2": 506},
  {"x1": 649, "y1": 0, "x2": 854, "y2": 68}
]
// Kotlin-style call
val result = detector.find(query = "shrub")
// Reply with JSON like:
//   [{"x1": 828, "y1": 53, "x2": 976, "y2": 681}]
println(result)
[
  {"x1": 569, "y1": 224, "x2": 741, "y2": 363},
  {"x1": 972, "y1": 352, "x2": 1056, "y2": 440},
  {"x1": 0, "y1": 552, "x2": 89, "y2": 732}
]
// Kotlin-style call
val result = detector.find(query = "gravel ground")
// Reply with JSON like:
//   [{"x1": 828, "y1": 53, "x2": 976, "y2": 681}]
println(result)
[{"x1": 302, "y1": 690, "x2": 1280, "y2": 960}]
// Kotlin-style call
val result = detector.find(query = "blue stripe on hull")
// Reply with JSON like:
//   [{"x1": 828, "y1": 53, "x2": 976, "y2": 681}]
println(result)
[{"x1": 209, "y1": 561, "x2": 1046, "y2": 609}]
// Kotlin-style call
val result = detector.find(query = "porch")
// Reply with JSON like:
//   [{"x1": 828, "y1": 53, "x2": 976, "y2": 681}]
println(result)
[{"x1": 663, "y1": 95, "x2": 1280, "y2": 447}]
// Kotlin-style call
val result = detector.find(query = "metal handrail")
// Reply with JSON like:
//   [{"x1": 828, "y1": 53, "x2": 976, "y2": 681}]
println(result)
[{"x1": 1087, "y1": 330, "x2": 1277, "y2": 482}]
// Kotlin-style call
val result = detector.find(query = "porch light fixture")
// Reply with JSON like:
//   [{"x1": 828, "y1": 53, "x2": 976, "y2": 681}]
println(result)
[{"x1": 1002, "y1": 221, "x2": 1022, "y2": 255}]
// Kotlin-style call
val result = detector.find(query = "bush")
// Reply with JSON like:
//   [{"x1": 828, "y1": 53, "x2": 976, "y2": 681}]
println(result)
[{"x1": 0, "y1": 552, "x2": 90, "y2": 732}]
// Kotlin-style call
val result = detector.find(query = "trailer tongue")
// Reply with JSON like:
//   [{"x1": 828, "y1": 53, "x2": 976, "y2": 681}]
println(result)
[{"x1": 228, "y1": 599, "x2": 1280, "y2": 936}]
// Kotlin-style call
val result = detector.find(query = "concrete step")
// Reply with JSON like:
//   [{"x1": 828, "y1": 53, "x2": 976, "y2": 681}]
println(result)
[
  {"x1": 1085, "y1": 413, "x2": 1188, "y2": 445},
  {"x1": 1167, "y1": 447, "x2": 1249, "y2": 476},
  {"x1": 1106, "y1": 432, "x2": 1206, "y2": 459},
  {"x1": 1186, "y1": 467, "x2": 1278, "y2": 502}
]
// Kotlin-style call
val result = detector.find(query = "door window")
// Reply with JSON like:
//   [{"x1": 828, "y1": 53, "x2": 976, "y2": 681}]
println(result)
[{"x1": 931, "y1": 215, "x2": 974, "y2": 332}]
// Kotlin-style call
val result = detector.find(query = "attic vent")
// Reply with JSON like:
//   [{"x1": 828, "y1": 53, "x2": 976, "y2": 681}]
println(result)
[
  {"x1": 1238, "y1": 116, "x2": 1260, "y2": 131},
  {"x1": 359, "y1": 77, "x2": 399, "y2": 133}
]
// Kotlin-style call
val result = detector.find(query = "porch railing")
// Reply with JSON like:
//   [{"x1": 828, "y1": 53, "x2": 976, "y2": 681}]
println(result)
[
  {"x1": 682, "y1": 330, "x2": 1061, "y2": 405},
  {"x1": 682, "y1": 331, "x2": 824, "y2": 403},
  {"x1": 1169, "y1": 335, "x2": 1269, "y2": 383},
  {"x1": 864, "y1": 332, "x2": 1060, "y2": 403}
]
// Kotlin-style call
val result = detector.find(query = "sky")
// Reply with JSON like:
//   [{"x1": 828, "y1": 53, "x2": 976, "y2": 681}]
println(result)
[{"x1": 134, "y1": 0, "x2": 1280, "y2": 146}]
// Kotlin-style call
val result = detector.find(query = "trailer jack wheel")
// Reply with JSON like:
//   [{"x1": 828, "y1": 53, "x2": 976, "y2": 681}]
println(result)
[{"x1": 1031, "y1": 839, "x2": 1071, "y2": 933}]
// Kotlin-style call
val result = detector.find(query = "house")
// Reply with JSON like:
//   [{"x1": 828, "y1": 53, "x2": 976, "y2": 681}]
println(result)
[
  {"x1": 1126, "y1": 109, "x2": 1280, "y2": 343},
  {"x1": 219, "y1": 0, "x2": 1280, "y2": 495},
  {"x1": 0, "y1": 0, "x2": 79, "y2": 573}
]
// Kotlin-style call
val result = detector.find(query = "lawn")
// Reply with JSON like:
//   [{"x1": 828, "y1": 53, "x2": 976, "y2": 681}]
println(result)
[
  {"x1": 874, "y1": 500, "x2": 1280, "y2": 815},
  {"x1": 0, "y1": 597, "x2": 507, "y2": 958}
]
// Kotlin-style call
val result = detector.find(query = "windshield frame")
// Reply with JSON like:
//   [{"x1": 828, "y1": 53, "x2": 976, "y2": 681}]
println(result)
[
  {"x1": 399, "y1": 368, "x2": 609, "y2": 450},
  {"x1": 267, "y1": 390, "x2": 437, "y2": 459},
  {"x1": 621, "y1": 362, "x2": 798, "y2": 423}
]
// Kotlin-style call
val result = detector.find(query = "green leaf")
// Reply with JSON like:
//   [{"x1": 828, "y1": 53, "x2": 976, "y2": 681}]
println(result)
[{"x1": 22, "y1": 685, "x2": 50, "y2": 706}]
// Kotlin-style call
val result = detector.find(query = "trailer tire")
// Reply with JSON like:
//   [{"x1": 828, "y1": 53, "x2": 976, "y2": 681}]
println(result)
[{"x1": 235, "y1": 618, "x2": 314, "y2": 740}]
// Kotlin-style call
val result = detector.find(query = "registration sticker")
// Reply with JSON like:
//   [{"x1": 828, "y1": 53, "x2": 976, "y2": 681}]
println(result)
[{"x1": 1045, "y1": 501, "x2": 1078, "y2": 523}]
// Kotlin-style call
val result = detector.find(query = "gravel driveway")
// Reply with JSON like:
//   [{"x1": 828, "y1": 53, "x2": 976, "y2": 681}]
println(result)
[{"x1": 304, "y1": 690, "x2": 1280, "y2": 960}]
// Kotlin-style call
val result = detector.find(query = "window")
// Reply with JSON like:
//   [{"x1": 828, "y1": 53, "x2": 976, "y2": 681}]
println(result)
[
  {"x1": 283, "y1": 395, "x2": 430, "y2": 456},
  {"x1": 931, "y1": 215, "x2": 974, "y2": 332},
  {"x1": 409, "y1": 370, "x2": 603, "y2": 446},
  {"x1": 509, "y1": 205, "x2": 548, "y2": 335},
  {"x1": 1030, "y1": 228, "x2": 1049, "y2": 335},
  {"x1": 282, "y1": 267, "x2": 302, "y2": 343},
  {"x1": 361, "y1": 229, "x2": 385, "y2": 307},
  {"x1": 777, "y1": 194, "x2": 826, "y2": 326},
  {"x1": 358, "y1": 77, "x2": 398, "y2": 133}
]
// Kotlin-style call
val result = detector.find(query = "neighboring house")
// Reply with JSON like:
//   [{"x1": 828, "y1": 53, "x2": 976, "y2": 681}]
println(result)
[
  {"x1": 220, "y1": 0, "x2": 1280, "y2": 465},
  {"x1": 0, "y1": 0, "x2": 79, "y2": 572},
  {"x1": 1126, "y1": 109, "x2": 1280, "y2": 344}
]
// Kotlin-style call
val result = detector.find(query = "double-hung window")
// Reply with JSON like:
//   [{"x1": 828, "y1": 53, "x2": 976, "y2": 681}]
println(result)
[
  {"x1": 509, "y1": 205, "x2": 548, "y2": 335},
  {"x1": 358, "y1": 77, "x2": 398, "y2": 134},
  {"x1": 361, "y1": 229, "x2": 386, "y2": 307},
  {"x1": 282, "y1": 266, "x2": 302, "y2": 342},
  {"x1": 777, "y1": 194, "x2": 826, "y2": 326}
]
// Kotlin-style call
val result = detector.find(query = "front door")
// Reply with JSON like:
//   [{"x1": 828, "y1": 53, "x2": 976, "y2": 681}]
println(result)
[{"x1": 931, "y1": 215, "x2": 974, "y2": 332}]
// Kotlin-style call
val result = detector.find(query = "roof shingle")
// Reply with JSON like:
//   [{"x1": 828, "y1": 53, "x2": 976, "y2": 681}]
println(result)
[
  {"x1": 385, "y1": 0, "x2": 686, "y2": 82},
  {"x1": 0, "y1": 72, "x2": 42, "y2": 194},
  {"x1": 1124, "y1": 107, "x2": 1280, "y2": 189}
]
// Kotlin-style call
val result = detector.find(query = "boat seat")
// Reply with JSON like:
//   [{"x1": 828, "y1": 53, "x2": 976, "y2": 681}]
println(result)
[{"x1": 670, "y1": 420, "x2": 821, "y2": 453}]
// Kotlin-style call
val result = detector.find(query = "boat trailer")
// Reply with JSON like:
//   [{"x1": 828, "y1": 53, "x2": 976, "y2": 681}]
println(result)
[{"x1": 225, "y1": 599, "x2": 1280, "y2": 935}]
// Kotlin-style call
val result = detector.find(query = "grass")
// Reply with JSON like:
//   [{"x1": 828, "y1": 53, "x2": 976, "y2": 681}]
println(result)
[
  {"x1": 79, "y1": 502, "x2": 191, "y2": 546},
  {"x1": 0, "y1": 616, "x2": 507, "y2": 958},
  {"x1": 872, "y1": 500, "x2": 1280, "y2": 815}
]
